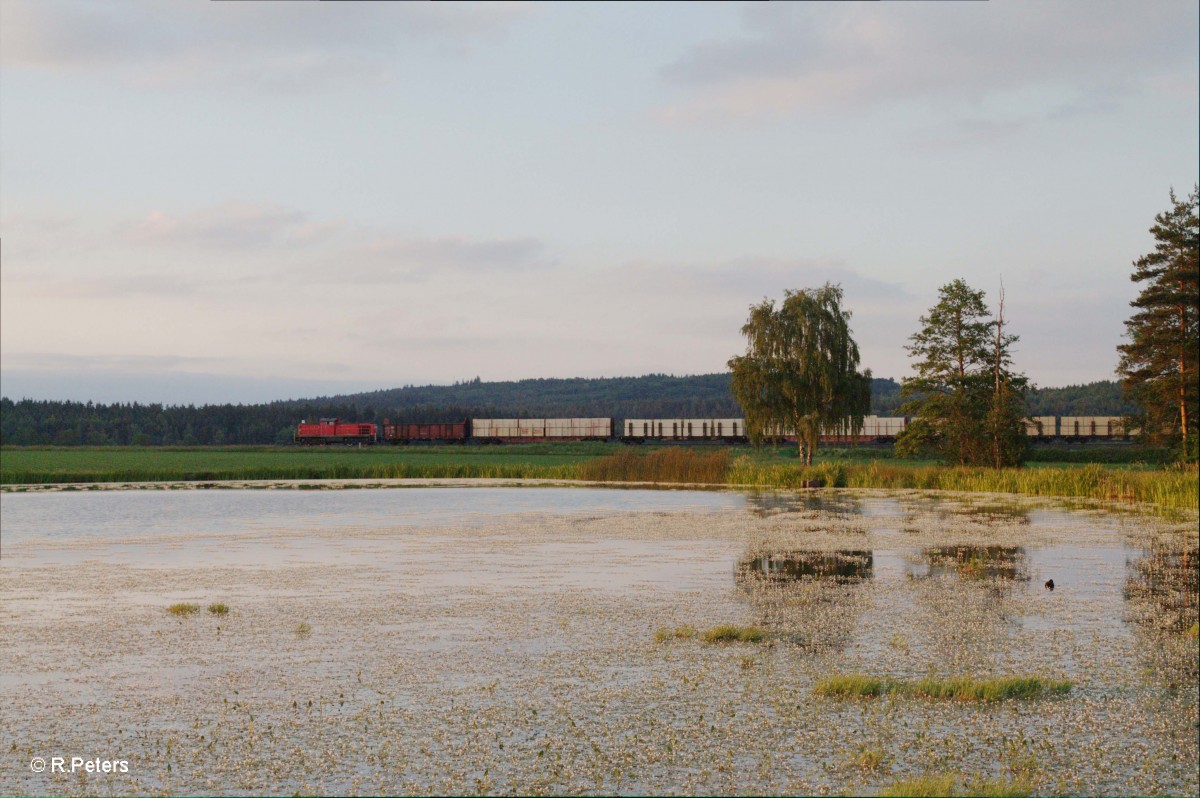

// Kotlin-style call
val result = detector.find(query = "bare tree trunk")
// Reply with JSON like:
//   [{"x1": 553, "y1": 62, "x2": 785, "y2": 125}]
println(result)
[
  {"x1": 992, "y1": 283, "x2": 1005, "y2": 469},
  {"x1": 1180, "y1": 292, "x2": 1189, "y2": 455}
]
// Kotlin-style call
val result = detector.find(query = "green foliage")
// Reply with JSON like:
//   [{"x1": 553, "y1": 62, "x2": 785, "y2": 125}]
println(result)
[
  {"x1": 729, "y1": 283, "x2": 871, "y2": 465},
  {"x1": 898, "y1": 280, "x2": 1029, "y2": 468},
  {"x1": 1117, "y1": 186, "x2": 1199, "y2": 462},
  {"x1": 207, "y1": 603, "x2": 229, "y2": 616},
  {"x1": 167, "y1": 603, "x2": 200, "y2": 616},
  {"x1": 1024, "y1": 381, "x2": 1137, "y2": 416}
]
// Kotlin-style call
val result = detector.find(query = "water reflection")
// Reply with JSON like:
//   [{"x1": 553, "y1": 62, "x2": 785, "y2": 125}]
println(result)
[
  {"x1": 909, "y1": 546, "x2": 1030, "y2": 583},
  {"x1": 734, "y1": 549, "x2": 872, "y2": 651},
  {"x1": 739, "y1": 550, "x2": 873, "y2": 584},
  {"x1": 897, "y1": 497, "x2": 1032, "y2": 528},
  {"x1": 1125, "y1": 542, "x2": 1198, "y2": 686},
  {"x1": 1125, "y1": 543, "x2": 1198, "y2": 634},
  {"x1": 745, "y1": 492, "x2": 864, "y2": 519}
]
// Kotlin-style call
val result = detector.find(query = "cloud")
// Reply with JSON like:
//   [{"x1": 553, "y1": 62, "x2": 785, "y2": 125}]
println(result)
[
  {"x1": 119, "y1": 202, "x2": 326, "y2": 249},
  {"x1": 1, "y1": 0, "x2": 534, "y2": 88},
  {"x1": 607, "y1": 256, "x2": 912, "y2": 303},
  {"x1": 657, "y1": 2, "x2": 1198, "y2": 122}
]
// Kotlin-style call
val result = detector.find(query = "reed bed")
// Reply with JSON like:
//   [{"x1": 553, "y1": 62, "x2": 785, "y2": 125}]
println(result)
[
  {"x1": 578, "y1": 448, "x2": 730, "y2": 484},
  {"x1": 814, "y1": 674, "x2": 1072, "y2": 701},
  {"x1": 729, "y1": 457, "x2": 1199, "y2": 510}
]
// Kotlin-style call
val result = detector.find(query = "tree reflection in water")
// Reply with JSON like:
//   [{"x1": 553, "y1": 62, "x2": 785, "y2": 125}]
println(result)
[
  {"x1": 735, "y1": 549, "x2": 872, "y2": 651},
  {"x1": 1125, "y1": 542, "x2": 1198, "y2": 686},
  {"x1": 913, "y1": 546, "x2": 1031, "y2": 583}
]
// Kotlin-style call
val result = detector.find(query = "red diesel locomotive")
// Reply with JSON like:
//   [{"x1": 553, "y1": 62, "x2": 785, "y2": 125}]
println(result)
[{"x1": 294, "y1": 418, "x2": 378, "y2": 445}]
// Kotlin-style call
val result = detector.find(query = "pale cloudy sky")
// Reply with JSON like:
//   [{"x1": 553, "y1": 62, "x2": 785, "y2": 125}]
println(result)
[{"x1": 1, "y1": 1, "x2": 1197, "y2": 404}]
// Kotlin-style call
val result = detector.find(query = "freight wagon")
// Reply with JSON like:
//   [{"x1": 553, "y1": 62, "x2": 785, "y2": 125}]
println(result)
[
  {"x1": 296, "y1": 414, "x2": 1134, "y2": 446},
  {"x1": 381, "y1": 420, "x2": 469, "y2": 444},
  {"x1": 471, "y1": 418, "x2": 612, "y2": 444},
  {"x1": 622, "y1": 418, "x2": 745, "y2": 441}
]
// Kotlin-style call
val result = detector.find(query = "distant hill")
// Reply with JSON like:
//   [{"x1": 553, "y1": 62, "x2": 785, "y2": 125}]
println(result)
[
  {"x1": 0, "y1": 375, "x2": 1135, "y2": 446},
  {"x1": 292, "y1": 374, "x2": 906, "y2": 420}
]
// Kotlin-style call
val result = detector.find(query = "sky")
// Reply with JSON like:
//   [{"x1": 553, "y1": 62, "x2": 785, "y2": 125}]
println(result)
[{"x1": 1, "y1": 0, "x2": 1197, "y2": 406}]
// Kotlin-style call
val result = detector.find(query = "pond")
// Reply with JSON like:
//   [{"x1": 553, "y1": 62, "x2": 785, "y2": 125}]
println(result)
[{"x1": 1, "y1": 486, "x2": 1196, "y2": 795}]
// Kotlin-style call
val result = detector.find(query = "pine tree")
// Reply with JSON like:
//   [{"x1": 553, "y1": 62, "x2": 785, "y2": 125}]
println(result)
[
  {"x1": 897, "y1": 279, "x2": 1028, "y2": 467},
  {"x1": 1117, "y1": 187, "x2": 1199, "y2": 462}
]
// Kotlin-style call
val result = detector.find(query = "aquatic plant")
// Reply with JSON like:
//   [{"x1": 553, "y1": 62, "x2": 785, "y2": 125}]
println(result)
[
  {"x1": 207, "y1": 603, "x2": 229, "y2": 616},
  {"x1": 166, "y1": 603, "x2": 200, "y2": 616},
  {"x1": 813, "y1": 674, "x2": 885, "y2": 698},
  {"x1": 653, "y1": 625, "x2": 698, "y2": 643},
  {"x1": 880, "y1": 773, "x2": 958, "y2": 797},
  {"x1": 699, "y1": 624, "x2": 766, "y2": 643},
  {"x1": 814, "y1": 674, "x2": 1071, "y2": 701}
]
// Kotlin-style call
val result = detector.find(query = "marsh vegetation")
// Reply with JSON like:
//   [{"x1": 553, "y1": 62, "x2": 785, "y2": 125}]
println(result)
[{"x1": 2, "y1": 488, "x2": 1196, "y2": 795}]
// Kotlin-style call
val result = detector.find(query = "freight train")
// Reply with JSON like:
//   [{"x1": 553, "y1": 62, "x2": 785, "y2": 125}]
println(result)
[{"x1": 294, "y1": 416, "x2": 1132, "y2": 445}]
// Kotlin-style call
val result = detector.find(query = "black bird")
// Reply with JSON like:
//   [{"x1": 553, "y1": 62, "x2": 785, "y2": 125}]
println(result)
[{"x1": 1044, "y1": 579, "x2": 1055, "y2": 591}]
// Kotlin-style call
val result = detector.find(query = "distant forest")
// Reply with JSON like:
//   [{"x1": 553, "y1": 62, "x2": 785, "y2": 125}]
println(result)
[{"x1": 0, "y1": 375, "x2": 1136, "y2": 446}]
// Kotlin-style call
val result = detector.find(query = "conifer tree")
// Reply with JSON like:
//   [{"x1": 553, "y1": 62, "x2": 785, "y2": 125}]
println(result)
[
  {"x1": 1117, "y1": 186, "x2": 1199, "y2": 462},
  {"x1": 897, "y1": 280, "x2": 1028, "y2": 466}
]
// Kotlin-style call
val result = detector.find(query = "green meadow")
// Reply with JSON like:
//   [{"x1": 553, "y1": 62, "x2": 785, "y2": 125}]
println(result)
[{"x1": 1, "y1": 444, "x2": 1195, "y2": 511}]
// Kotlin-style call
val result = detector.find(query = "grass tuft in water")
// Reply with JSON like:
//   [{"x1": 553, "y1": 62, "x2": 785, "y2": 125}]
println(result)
[
  {"x1": 967, "y1": 776, "x2": 1035, "y2": 797},
  {"x1": 166, "y1": 603, "x2": 200, "y2": 616},
  {"x1": 813, "y1": 674, "x2": 886, "y2": 697},
  {"x1": 851, "y1": 745, "x2": 886, "y2": 772},
  {"x1": 700, "y1": 624, "x2": 766, "y2": 643},
  {"x1": 814, "y1": 674, "x2": 1071, "y2": 701},
  {"x1": 880, "y1": 773, "x2": 959, "y2": 797},
  {"x1": 207, "y1": 603, "x2": 229, "y2": 616},
  {"x1": 295, "y1": 621, "x2": 312, "y2": 639},
  {"x1": 654, "y1": 625, "x2": 698, "y2": 643}
]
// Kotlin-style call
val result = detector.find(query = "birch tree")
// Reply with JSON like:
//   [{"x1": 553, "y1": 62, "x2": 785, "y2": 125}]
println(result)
[{"x1": 728, "y1": 283, "x2": 871, "y2": 465}]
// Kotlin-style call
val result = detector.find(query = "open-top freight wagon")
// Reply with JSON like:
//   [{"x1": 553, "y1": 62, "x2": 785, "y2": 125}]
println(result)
[{"x1": 381, "y1": 420, "x2": 469, "y2": 444}]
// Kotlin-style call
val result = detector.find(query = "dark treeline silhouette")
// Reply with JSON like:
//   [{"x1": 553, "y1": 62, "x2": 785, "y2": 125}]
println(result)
[{"x1": 0, "y1": 375, "x2": 1132, "y2": 446}]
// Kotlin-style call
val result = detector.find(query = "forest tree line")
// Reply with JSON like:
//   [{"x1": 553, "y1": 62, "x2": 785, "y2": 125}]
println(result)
[{"x1": 0, "y1": 376, "x2": 1135, "y2": 447}]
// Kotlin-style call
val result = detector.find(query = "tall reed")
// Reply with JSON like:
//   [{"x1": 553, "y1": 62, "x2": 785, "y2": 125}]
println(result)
[{"x1": 578, "y1": 448, "x2": 730, "y2": 484}]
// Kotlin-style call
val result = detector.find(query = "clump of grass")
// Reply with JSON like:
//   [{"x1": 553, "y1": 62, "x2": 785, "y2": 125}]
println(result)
[
  {"x1": 1186, "y1": 622, "x2": 1199, "y2": 639},
  {"x1": 700, "y1": 624, "x2": 766, "y2": 643},
  {"x1": 814, "y1": 674, "x2": 1072, "y2": 701},
  {"x1": 166, "y1": 603, "x2": 200, "y2": 616},
  {"x1": 295, "y1": 621, "x2": 312, "y2": 638},
  {"x1": 880, "y1": 773, "x2": 958, "y2": 797},
  {"x1": 207, "y1": 603, "x2": 229, "y2": 616},
  {"x1": 813, "y1": 674, "x2": 886, "y2": 698},
  {"x1": 909, "y1": 675, "x2": 1071, "y2": 701},
  {"x1": 654, "y1": 625, "x2": 698, "y2": 643},
  {"x1": 851, "y1": 745, "x2": 885, "y2": 772},
  {"x1": 967, "y1": 776, "x2": 1034, "y2": 797}
]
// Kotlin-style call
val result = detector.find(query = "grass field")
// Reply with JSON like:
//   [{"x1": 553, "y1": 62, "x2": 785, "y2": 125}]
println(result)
[{"x1": 2, "y1": 444, "x2": 1195, "y2": 511}]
